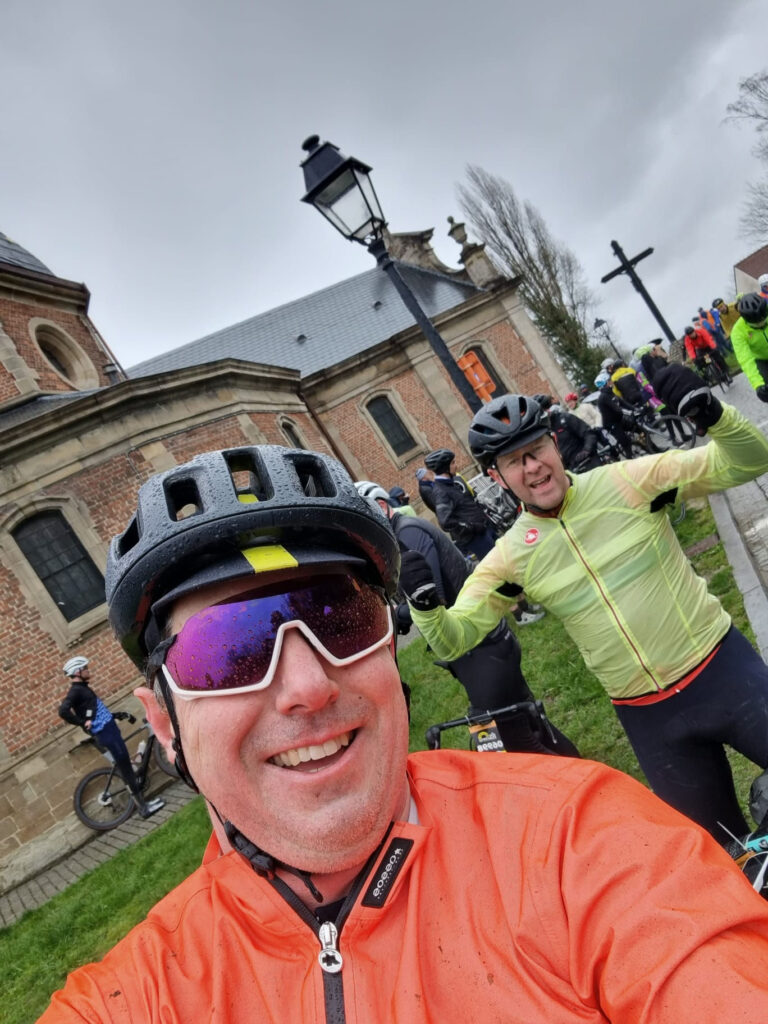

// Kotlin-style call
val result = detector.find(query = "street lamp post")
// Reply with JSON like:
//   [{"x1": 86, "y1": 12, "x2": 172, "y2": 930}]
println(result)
[
  {"x1": 593, "y1": 318, "x2": 623, "y2": 360},
  {"x1": 299, "y1": 135, "x2": 482, "y2": 413}
]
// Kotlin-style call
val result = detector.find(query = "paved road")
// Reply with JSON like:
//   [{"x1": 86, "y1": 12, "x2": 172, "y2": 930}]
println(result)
[
  {"x1": 706, "y1": 373, "x2": 768, "y2": 658},
  {"x1": 2, "y1": 377, "x2": 768, "y2": 930}
]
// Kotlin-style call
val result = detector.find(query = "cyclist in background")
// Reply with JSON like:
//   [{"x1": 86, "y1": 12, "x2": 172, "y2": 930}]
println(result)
[
  {"x1": 684, "y1": 325, "x2": 732, "y2": 385},
  {"x1": 387, "y1": 485, "x2": 416, "y2": 517},
  {"x1": 402, "y1": 368, "x2": 768, "y2": 843},
  {"x1": 535, "y1": 395, "x2": 600, "y2": 472},
  {"x1": 564, "y1": 390, "x2": 601, "y2": 429},
  {"x1": 595, "y1": 371, "x2": 635, "y2": 457},
  {"x1": 355, "y1": 481, "x2": 574, "y2": 755},
  {"x1": 731, "y1": 293, "x2": 768, "y2": 402},
  {"x1": 639, "y1": 340, "x2": 669, "y2": 384},
  {"x1": 423, "y1": 448, "x2": 496, "y2": 560},
  {"x1": 713, "y1": 297, "x2": 741, "y2": 346},
  {"x1": 604, "y1": 358, "x2": 651, "y2": 411},
  {"x1": 58, "y1": 656, "x2": 164, "y2": 819}
]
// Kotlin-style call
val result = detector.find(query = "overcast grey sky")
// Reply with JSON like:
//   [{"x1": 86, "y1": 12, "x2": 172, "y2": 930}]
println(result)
[{"x1": 1, "y1": 0, "x2": 765, "y2": 371}]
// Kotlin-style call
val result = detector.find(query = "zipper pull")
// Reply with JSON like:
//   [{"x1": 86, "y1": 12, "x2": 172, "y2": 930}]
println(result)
[{"x1": 317, "y1": 921, "x2": 343, "y2": 974}]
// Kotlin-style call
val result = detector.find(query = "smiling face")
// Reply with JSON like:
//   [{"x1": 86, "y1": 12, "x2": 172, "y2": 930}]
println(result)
[
  {"x1": 488, "y1": 433, "x2": 570, "y2": 511},
  {"x1": 138, "y1": 572, "x2": 410, "y2": 878}
]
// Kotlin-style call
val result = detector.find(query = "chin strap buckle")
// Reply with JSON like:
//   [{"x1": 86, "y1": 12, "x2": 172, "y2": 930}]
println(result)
[{"x1": 223, "y1": 820, "x2": 324, "y2": 903}]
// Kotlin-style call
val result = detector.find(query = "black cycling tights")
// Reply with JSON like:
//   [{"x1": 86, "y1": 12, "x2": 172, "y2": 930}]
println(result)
[{"x1": 615, "y1": 627, "x2": 768, "y2": 842}]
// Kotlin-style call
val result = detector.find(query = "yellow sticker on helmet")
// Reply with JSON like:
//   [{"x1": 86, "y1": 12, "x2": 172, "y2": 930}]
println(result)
[{"x1": 241, "y1": 545, "x2": 299, "y2": 574}]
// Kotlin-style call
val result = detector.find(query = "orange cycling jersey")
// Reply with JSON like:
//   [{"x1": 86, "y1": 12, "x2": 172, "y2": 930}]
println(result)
[{"x1": 41, "y1": 752, "x2": 768, "y2": 1023}]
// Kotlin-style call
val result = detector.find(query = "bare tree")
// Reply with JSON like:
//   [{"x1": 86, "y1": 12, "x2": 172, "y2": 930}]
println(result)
[
  {"x1": 458, "y1": 165, "x2": 608, "y2": 385},
  {"x1": 726, "y1": 70, "x2": 768, "y2": 243}
]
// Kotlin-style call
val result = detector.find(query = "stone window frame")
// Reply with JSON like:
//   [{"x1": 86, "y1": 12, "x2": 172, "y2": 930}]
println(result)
[
  {"x1": 460, "y1": 341, "x2": 511, "y2": 398},
  {"x1": 278, "y1": 416, "x2": 308, "y2": 450},
  {"x1": 361, "y1": 389, "x2": 427, "y2": 469},
  {"x1": 0, "y1": 495, "x2": 109, "y2": 649},
  {"x1": 28, "y1": 318, "x2": 99, "y2": 390}
]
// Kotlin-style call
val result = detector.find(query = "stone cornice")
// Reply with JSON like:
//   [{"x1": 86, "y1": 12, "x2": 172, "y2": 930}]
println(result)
[
  {"x1": 0, "y1": 359, "x2": 301, "y2": 463},
  {"x1": 0, "y1": 263, "x2": 91, "y2": 314}
]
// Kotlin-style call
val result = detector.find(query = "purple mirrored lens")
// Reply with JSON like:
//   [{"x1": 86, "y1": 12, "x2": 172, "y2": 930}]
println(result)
[{"x1": 165, "y1": 574, "x2": 389, "y2": 693}]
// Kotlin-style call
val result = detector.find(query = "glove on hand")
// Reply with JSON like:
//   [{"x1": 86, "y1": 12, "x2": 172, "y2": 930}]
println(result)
[
  {"x1": 398, "y1": 550, "x2": 439, "y2": 611},
  {"x1": 756, "y1": 385, "x2": 768, "y2": 404},
  {"x1": 653, "y1": 364, "x2": 722, "y2": 434}
]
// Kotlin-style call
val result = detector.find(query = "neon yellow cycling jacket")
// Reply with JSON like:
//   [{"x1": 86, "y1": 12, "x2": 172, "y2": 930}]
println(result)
[
  {"x1": 730, "y1": 318, "x2": 768, "y2": 389},
  {"x1": 411, "y1": 404, "x2": 768, "y2": 700}
]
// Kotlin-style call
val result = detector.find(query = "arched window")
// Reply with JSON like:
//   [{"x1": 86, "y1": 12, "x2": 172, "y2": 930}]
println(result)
[
  {"x1": 280, "y1": 419, "x2": 307, "y2": 450},
  {"x1": 366, "y1": 395, "x2": 416, "y2": 457},
  {"x1": 463, "y1": 345, "x2": 507, "y2": 398},
  {"x1": 12, "y1": 511, "x2": 105, "y2": 622}
]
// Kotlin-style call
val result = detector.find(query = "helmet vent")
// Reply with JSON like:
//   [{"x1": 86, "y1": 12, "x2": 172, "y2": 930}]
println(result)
[
  {"x1": 290, "y1": 454, "x2": 337, "y2": 498},
  {"x1": 165, "y1": 478, "x2": 203, "y2": 522},
  {"x1": 224, "y1": 450, "x2": 271, "y2": 502},
  {"x1": 116, "y1": 516, "x2": 139, "y2": 556}
]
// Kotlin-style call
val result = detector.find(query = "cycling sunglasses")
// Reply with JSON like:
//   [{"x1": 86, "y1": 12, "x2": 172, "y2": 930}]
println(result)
[{"x1": 160, "y1": 572, "x2": 393, "y2": 700}]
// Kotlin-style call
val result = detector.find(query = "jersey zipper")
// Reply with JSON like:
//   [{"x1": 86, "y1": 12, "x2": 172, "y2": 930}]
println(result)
[
  {"x1": 559, "y1": 518, "x2": 661, "y2": 691},
  {"x1": 265, "y1": 826, "x2": 393, "y2": 1024}
]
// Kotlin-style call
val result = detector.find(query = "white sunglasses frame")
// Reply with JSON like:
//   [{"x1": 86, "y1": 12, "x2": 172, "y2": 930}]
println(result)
[{"x1": 161, "y1": 608, "x2": 394, "y2": 700}]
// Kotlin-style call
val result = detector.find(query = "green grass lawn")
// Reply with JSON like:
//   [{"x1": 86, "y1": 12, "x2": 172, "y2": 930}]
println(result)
[{"x1": 3, "y1": 499, "x2": 760, "y2": 1022}]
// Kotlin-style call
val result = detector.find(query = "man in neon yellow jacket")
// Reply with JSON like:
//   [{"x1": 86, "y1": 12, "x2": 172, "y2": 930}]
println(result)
[
  {"x1": 730, "y1": 292, "x2": 768, "y2": 400},
  {"x1": 402, "y1": 366, "x2": 768, "y2": 841}
]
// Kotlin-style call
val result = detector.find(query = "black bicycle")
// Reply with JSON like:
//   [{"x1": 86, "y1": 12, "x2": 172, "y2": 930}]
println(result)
[
  {"x1": 696, "y1": 352, "x2": 730, "y2": 394},
  {"x1": 628, "y1": 406, "x2": 697, "y2": 455},
  {"x1": 73, "y1": 716, "x2": 177, "y2": 831}
]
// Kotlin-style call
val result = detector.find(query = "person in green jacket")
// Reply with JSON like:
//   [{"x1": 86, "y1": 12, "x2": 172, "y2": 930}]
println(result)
[
  {"x1": 730, "y1": 293, "x2": 768, "y2": 401},
  {"x1": 401, "y1": 365, "x2": 768, "y2": 842}
]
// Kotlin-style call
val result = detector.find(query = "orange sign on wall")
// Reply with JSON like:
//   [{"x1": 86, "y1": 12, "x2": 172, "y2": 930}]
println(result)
[{"x1": 458, "y1": 352, "x2": 496, "y2": 403}]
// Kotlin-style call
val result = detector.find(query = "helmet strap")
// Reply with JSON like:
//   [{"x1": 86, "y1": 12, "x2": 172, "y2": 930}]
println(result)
[
  {"x1": 222, "y1": 817, "x2": 325, "y2": 903},
  {"x1": 153, "y1": 656, "x2": 199, "y2": 794}
]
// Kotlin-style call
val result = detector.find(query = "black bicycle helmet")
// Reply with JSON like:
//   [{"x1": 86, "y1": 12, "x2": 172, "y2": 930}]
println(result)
[
  {"x1": 106, "y1": 446, "x2": 400, "y2": 667},
  {"x1": 684, "y1": 326, "x2": 696, "y2": 336},
  {"x1": 737, "y1": 292, "x2": 768, "y2": 327},
  {"x1": 468, "y1": 394, "x2": 550, "y2": 469},
  {"x1": 424, "y1": 448, "x2": 454, "y2": 472},
  {"x1": 532, "y1": 393, "x2": 553, "y2": 410}
]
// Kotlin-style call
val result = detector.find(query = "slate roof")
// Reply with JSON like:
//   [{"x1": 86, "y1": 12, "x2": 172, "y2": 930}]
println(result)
[
  {"x1": 0, "y1": 232, "x2": 53, "y2": 276},
  {"x1": 128, "y1": 263, "x2": 482, "y2": 379},
  {"x1": 735, "y1": 244, "x2": 768, "y2": 281},
  {"x1": 0, "y1": 391, "x2": 102, "y2": 433}
]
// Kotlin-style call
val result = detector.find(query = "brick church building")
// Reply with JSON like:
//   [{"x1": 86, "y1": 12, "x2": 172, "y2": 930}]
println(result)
[{"x1": 0, "y1": 220, "x2": 570, "y2": 887}]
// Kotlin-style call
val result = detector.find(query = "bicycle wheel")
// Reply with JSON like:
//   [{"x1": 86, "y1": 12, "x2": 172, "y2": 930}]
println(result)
[
  {"x1": 74, "y1": 767, "x2": 135, "y2": 831},
  {"x1": 707, "y1": 358, "x2": 728, "y2": 393},
  {"x1": 151, "y1": 736, "x2": 179, "y2": 777},
  {"x1": 644, "y1": 415, "x2": 696, "y2": 453}
]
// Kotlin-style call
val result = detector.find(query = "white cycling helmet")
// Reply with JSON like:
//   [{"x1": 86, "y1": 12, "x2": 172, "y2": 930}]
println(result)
[
  {"x1": 759, "y1": 273, "x2": 768, "y2": 291},
  {"x1": 354, "y1": 481, "x2": 392, "y2": 505},
  {"x1": 63, "y1": 655, "x2": 89, "y2": 677}
]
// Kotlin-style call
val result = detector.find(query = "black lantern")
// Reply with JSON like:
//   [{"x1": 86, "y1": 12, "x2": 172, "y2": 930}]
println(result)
[
  {"x1": 300, "y1": 135, "x2": 385, "y2": 243},
  {"x1": 299, "y1": 136, "x2": 482, "y2": 412}
]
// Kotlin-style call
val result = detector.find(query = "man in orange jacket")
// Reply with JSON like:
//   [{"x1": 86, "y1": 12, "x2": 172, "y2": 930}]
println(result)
[
  {"x1": 684, "y1": 324, "x2": 732, "y2": 383},
  {"x1": 40, "y1": 446, "x2": 768, "y2": 1023}
]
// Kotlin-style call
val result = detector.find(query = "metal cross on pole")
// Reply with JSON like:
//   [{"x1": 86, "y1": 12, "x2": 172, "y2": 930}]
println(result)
[{"x1": 601, "y1": 240, "x2": 676, "y2": 344}]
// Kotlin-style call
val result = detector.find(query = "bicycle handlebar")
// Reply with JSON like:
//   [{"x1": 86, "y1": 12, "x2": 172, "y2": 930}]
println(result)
[{"x1": 426, "y1": 700, "x2": 543, "y2": 750}]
